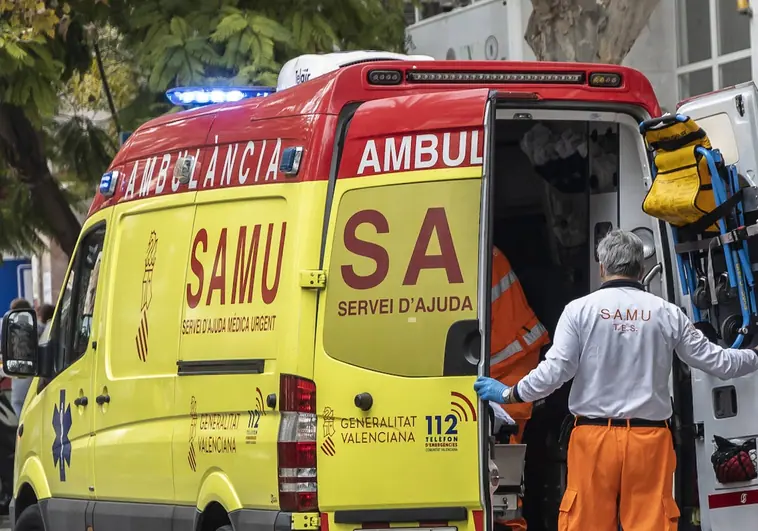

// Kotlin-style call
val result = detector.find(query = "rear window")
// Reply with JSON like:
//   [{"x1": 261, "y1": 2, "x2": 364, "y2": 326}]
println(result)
[
  {"x1": 323, "y1": 177, "x2": 480, "y2": 377},
  {"x1": 696, "y1": 113, "x2": 740, "y2": 165}
]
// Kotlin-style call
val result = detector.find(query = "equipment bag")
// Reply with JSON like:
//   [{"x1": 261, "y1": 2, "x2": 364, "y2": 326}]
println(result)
[
  {"x1": 711, "y1": 435, "x2": 758, "y2": 484},
  {"x1": 641, "y1": 116, "x2": 718, "y2": 230}
]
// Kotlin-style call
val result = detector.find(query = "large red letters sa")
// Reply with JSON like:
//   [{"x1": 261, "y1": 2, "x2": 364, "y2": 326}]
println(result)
[{"x1": 340, "y1": 207, "x2": 463, "y2": 290}]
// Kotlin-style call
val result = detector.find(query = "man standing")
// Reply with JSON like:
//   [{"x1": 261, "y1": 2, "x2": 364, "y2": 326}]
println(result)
[
  {"x1": 490, "y1": 247, "x2": 549, "y2": 531},
  {"x1": 476, "y1": 230, "x2": 758, "y2": 531}
]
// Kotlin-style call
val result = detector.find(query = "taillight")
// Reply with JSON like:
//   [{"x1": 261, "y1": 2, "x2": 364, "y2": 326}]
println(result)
[{"x1": 277, "y1": 374, "x2": 318, "y2": 511}]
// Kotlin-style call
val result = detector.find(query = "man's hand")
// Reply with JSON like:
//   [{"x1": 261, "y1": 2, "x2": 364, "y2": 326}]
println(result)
[{"x1": 474, "y1": 376, "x2": 509, "y2": 403}]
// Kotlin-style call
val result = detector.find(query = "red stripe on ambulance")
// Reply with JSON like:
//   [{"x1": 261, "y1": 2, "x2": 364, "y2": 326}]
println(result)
[
  {"x1": 708, "y1": 488, "x2": 758, "y2": 509},
  {"x1": 340, "y1": 129, "x2": 484, "y2": 178},
  {"x1": 107, "y1": 137, "x2": 299, "y2": 207}
]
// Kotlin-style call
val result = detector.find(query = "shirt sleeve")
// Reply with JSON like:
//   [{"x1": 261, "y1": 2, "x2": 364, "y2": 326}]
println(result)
[
  {"x1": 516, "y1": 304, "x2": 582, "y2": 403},
  {"x1": 674, "y1": 308, "x2": 758, "y2": 380}
]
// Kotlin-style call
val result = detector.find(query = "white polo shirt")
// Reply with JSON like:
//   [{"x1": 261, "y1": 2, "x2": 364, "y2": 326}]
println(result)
[{"x1": 516, "y1": 280, "x2": 758, "y2": 420}]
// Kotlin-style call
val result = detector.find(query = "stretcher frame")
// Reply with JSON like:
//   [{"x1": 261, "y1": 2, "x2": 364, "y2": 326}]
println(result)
[{"x1": 640, "y1": 114, "x2": 758, "y2": 348}]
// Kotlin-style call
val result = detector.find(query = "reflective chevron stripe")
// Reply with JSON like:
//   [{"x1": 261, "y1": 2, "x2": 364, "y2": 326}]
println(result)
[
  {"x1": 523, "y1": 322, "x2": 548, "y2": 346},
  {"x1": 491, "y1": 340, "x2": 523, "y2": 365},
  {"x1": 491, "y1": 270, "x2": 517, "y2": 302}
]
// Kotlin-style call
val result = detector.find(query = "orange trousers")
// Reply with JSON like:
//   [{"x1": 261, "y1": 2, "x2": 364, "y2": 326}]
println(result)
[{"x1": 559, "y1": 424, "x2": 680, "y2": 531}]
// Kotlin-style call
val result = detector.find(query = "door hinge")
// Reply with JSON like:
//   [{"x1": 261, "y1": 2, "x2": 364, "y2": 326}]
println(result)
[
  {"x1": 300, "y1": 270, "x2": 326, "y2": 289},
  {"x1": 736, "y1": 94, "x2": 746, "y2": 117},
  {"x1": 679, "y1": 422, "x2": 705, "y2": 440}
]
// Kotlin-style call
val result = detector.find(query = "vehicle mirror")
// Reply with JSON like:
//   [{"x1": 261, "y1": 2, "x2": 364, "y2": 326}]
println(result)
[{"x1": 1, "y1": 309, "x2": 39, "y2": 377}]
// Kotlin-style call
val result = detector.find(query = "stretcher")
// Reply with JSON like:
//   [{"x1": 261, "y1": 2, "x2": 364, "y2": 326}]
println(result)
[{"x1": 639, "y1": 114, "x2": 758, "y2": 347}]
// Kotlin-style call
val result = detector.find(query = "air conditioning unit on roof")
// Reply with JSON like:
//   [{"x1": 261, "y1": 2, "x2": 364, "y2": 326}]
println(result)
[{"x1": 276, "y1": 51, "x2": 434, "y2": 92}]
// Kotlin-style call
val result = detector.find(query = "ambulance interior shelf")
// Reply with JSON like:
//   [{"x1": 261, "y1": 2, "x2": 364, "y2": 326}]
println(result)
[
  {"x1": 489, "y1": 404, "x2": 526, "y2": 522},
  {"x1": 640, "y1": 113, "x2": 758, "y2": 350}
]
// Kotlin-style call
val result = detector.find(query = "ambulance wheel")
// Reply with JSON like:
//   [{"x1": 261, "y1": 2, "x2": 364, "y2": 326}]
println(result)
[{"x1": 15, "y1": 504, "x2": 44, "y2": 531}]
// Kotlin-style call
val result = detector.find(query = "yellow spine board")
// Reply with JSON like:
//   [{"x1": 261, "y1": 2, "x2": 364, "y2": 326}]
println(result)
[{"x1": 641, "y1": 119, "x2": 719, "y2": 231}]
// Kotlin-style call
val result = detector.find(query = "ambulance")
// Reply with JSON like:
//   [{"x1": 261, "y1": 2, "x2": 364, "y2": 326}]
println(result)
[{"x1": 1, "y1": 50, "x2": 756, "y2": 531}]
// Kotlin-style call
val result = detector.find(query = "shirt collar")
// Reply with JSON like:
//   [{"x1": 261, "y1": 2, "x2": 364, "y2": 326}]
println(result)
[{"x1": 598, "y1": 278, "x2": 645, "y2": 291}]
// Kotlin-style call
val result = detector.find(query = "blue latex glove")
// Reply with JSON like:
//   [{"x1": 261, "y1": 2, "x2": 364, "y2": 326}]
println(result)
[{"x1": 474, "y1": 376, "x2": 509, "y2": 404}]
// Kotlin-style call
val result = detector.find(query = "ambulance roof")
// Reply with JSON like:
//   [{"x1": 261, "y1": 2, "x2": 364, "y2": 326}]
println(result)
[
  {"x1": 275, "y1": 51, "x2": 434, "y2": 91},
  {"x1": 125, "y1": 57, "x2": 660, "y2": 133},
  {"x1": 90, "y1": 55, "x2": 660, "y2": 216}
]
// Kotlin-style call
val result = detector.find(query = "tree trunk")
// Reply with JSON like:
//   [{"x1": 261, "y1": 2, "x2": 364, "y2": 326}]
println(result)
[
  {"x1": 0, "y1": 104, "x2": 82, "y2": 257},
  {"x1": 525, "y1": 0, "x2": 661, "y2": 63}
]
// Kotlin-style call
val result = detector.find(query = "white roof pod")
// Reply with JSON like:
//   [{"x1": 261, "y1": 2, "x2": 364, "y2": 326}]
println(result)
[{"x1": 276, "y1": 50, "x2": 435, "y2": 92}]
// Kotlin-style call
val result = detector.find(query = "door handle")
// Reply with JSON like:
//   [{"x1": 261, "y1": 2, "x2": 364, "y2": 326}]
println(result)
[
  {"x1": 642, "y1": 263, "x2": 663, "y2": 291},
  {"x1": 95, "y1": 394, "x2": 110, "y2": 405},
  {"x1": 74, "y1": 396, "x2": 88, "y2": 407}
]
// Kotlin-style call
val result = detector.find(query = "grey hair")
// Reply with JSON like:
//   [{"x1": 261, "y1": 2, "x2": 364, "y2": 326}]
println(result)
[{"x1": 597, "y1": 229, "x2": 644, "y2": 278}]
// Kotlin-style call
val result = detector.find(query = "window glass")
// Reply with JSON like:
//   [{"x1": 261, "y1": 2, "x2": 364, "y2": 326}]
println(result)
[
  {"x1": 679, "y1": 68, "x2": 713, "y2": 99},
  {"x1": 55, "y1": 267, "x2": 76, "y2": 372},
  {"x1": 54, "y1": 226, "x2": 105, "y2": 373},
  {"x1": 323, "y1": 179, "x2": 480, "y2": 377},
  {"x1": 720, "y1": 57, "x2": 752, "y2": 89},
  {"x1": 677, "y1": 0, "x2": 711, "y2": 65},
  {"x1": 718, "y1": 0, "x2": 750, "y2": 55}
]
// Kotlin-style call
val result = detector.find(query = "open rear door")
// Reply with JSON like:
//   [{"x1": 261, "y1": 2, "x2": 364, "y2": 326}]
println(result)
[
  {"x1": 314, "y1": 88, "x2": 494, "y2": 531},
  {"x1": 677, "y1": 83, "x2": 758, "y2": 531}
]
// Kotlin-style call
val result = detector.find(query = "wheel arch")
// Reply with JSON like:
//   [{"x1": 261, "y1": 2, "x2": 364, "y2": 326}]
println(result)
[
  {"x1": 13, "y1": 482, "x2": 38, "y2": 518},
  {"x1": 195, "y1": 470, "x2": 241, "y2": 531},
  {"x1": 196, "y1": 501, "x2": 232, "y2": 531},
  {"x1": 14, "y1": 456, "x2": 52, "y2": 514}
]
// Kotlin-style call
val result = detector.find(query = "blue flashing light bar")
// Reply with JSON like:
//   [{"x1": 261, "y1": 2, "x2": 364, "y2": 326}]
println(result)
[
  {"x1": 99, "y1": 171, "x2": 119, "y2": 197},
  {"x1": 166, "y1": 86, "x2": 275, "y2": 106}
]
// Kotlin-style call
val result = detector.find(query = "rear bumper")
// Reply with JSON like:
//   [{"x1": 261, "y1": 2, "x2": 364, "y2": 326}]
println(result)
[{"x1": 229, "y1": 508, "x2": 292, "y2": 531}]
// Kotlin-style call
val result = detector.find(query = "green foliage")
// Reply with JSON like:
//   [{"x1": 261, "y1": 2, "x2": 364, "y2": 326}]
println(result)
[
  {"x1": 0, "y1": 168, "x2": 48, "y2": 254},
  {"x1": 0, "y1": 0, "x2": 408, "y2": 255},
  {"x1": 49, "y1": 115, "x2": 118, "y2": 190}
]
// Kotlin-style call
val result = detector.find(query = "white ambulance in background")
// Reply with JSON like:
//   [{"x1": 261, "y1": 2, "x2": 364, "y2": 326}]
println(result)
[{"x1": 672, "y1": 82, "x2": 758, "y2": 531}]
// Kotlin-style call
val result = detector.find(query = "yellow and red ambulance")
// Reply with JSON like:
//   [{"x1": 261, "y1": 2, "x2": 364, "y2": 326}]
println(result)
[{"x1": 3, "y1": 50, "x2": 742, "y2": 531}]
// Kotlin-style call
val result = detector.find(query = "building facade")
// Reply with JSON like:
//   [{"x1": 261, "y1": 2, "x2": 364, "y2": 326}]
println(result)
[{"x1": 405, "y1": 0, "x2": 755, "y2": 113}]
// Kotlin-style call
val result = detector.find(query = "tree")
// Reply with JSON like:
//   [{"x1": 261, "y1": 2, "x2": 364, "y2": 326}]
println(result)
[
  {"x1": 525, "y1": 0, "x2": 661, "y2": 63},
  {"x1": 0, "y1": 0, "x2": 408, "y2": 257},
  {"x1": 0, "y1": 1, "x2": 92, "y2": 256}
]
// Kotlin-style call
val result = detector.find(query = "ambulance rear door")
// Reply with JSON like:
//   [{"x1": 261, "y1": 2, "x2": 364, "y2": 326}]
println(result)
[
  {"x1": 677, "y1": 82, "x2": 758, "y2": 530},
  {"x1": 314, "y1": 88, "x2": 493, "y2": 531}
]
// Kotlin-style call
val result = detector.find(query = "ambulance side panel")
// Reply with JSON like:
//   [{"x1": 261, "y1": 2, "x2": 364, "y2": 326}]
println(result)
[
  {"x1": 173, "y1": 112, "x2": 328, "y2": 512},
  {"x1": 314, "y1": 89, "x2": 490, "y2": 531},
  {"x1": 91, "y1": 191, "x2": 197, "y2": 505},
  {"x1": 677, "y1": 82, "x2": 758, "y2": 530},
  {"x1": 88, "y1": 110, "x2": 215, "y2": 521},
  {"x1": 17, "y1": 208, "x2": 113, "y2": 528}
]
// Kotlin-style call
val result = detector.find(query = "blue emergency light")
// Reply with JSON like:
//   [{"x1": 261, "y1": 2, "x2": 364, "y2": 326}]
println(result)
[
  {"x1": 99, "y1": 170, "x2": 119, "y2": 197},
  {"x1": 165, "y1": 86, "x2": 275, "y2": 107}
]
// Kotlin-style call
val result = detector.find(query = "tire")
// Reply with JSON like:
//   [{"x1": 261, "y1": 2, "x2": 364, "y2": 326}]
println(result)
[
  {"x1": 15, "y1": 504, "x2": 44, "y2": 531},
  {"x1": 217, "y1": 526, "x2": 233, "y2": 531}
]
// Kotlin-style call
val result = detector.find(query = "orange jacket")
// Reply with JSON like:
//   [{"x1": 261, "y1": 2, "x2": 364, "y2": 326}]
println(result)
[{"x1": 490, "y1": 247, "x2": 550, "y2": 381}]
